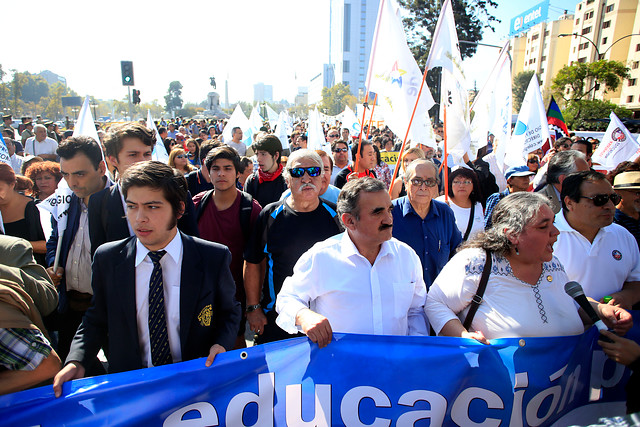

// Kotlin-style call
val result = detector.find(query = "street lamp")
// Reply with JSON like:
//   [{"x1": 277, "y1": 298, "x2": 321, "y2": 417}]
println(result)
[{"x1": 91, "y1": 102, "x2": 98, "y2": 120}]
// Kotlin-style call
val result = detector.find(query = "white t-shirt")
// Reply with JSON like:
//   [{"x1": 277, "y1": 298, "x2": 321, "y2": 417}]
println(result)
[
  {"x1": 435, "y1": 197, "x2": 484, "y2": 239},
  {"x1": 553, "y1": 211, "x2": 640, "y2": 301},
  {"x1": 25, "y1": 136, "x2": 58, "y2": 157},
  {"x1": 226, "y1": 141, "x2": 247, "y2": 156},
  {"x1": 426, "y1": 248, "x2": 584, "y2": 340}
]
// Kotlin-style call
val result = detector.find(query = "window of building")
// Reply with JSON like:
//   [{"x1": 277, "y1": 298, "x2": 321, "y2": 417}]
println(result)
[
  {"x1": 602, "y1": 37, "x2": 608, "y2": 44},
  {"x1": 603, "y1": 21, "x2": 611, "y2": 29},
  {"x1": 629, "y1": 79, "x2": 637, "y2": 86},
  {"x1": 529, "y1": 58, "x2": 536, "y2": 64},
  {"x1": 584, "y1": 10, "x2": 594, "y2": 20},
  {"x1": 532, "y1": 34, "x2": 539, "y2": 41},
  {"x1": 633, "y1": 61, "x2": 639, "y2": 69},
  {"x1": 606, "y1": 4, "x2": 614, "y2": 12},
  {"x1": 582, "y1": 26, "x2": 592, "y2": 35},
  {"x1": 579, "y1": 42, "x2": 588, "y2": 50},
  {"x1": 578, "y1": 57, "x2": 587, "y2": 63},
  {"x1": 541, "y1": 55, "x2": 547, "y2": 62},
  {"x1": 343, "y1": 4, "x2": 351, "y2": 52},
  {"x1": 636, "y1": 43, "x2": 640, "y2": 52},
  {"x1": 628, "y1": 95, "x2": 634, "y2": 103},
  {"x1": 544, "y1": 30, "x2": 550, "y2": 37},
  {"x1": 343, "y1": 60, "x2": 350, "y2": 73},
  {"x1": 586, "y1": 0, "x2": 594, "y2": 4},
  {"x1": 599, "y1": 53, "x2": 605, "y2": 59},
  {"x1": 575, "y1": 18, "x2": 580, "y2": 25},
  {"x1": 540, "y1": 68, "x2": 545, "y2": 75},
  {"x1": 578, "y1": 3, "x2": 582, "y2": 10}
]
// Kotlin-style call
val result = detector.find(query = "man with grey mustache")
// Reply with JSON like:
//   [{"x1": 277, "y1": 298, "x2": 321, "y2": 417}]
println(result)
[{"x1": 243, "y1": 149, "x2": 343, "y2": 344}]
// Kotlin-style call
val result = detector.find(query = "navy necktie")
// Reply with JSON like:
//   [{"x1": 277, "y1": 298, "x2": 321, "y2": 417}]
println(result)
[{"x1": 147, "y1": 250, "x2": 172, "y2": 366}]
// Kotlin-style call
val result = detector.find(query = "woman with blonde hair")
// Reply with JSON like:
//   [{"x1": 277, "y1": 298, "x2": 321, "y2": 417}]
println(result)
[{"x1": 168, "y1": 148, "x2": 196, "y2": 175}]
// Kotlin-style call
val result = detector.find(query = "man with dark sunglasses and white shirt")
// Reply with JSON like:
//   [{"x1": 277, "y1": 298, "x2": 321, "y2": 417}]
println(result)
[
  {"x1": 243, "y1": 149, "x2": 342, "y2": 345},
  {"x1": 554, "y1": 170, "x2": 640, "y2": 309}
]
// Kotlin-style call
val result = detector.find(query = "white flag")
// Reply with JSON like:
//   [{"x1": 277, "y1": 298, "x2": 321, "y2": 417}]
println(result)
[
  {"x1": 424, "y1": 0, "x2": 470, "y2": 161},
  {"x1": 265, "y1": 104, "x2": 279, "y2": 129},
  {"x1": 366, "y1": 0, "x2": 435, "y2": 147},
  {"x1": 505, "y1": 74, "x2": 549, "y2": 166},
  {"x1": 592, "y1": 111, "x2": 640, "y2": 169},
  {"x1": 73, "y1": 96, "x2": 101, "y2": 145},
  {"x1": 275, "y1": 114, "x2": 289, "y2": 150},
  {"x1": 470, "y1": 42, "x2": 512, "y2": 162},
  {"x1": 148, "y1": 110, "x2": 169, "y2": 163},
  {"x1": 0, "y1": 133, "x2": 10, "y2": 165},
  {"x1": 341, "y1": 105, "x2": 361, "y2": 138},
  {"x1": 246, "y1": 107, "x2": 264, "y2": 144},
  {"x1": 39, "y1": 182, "x2": 74, "y2": 234},
  {"x1": 222, "y1": 105, "x2": 251, "y2": 145},
  {"x1": 307, "y1": 107, "x2": 327, "y2": 151}
]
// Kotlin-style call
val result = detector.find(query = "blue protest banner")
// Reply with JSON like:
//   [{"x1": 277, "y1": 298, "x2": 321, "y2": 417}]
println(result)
[
  {"x1": 0, "y1": 323, "x2": 635, "y2": 426},
  {"x1": 509, "y1": 1, "x2": 550, "y2": 37}
]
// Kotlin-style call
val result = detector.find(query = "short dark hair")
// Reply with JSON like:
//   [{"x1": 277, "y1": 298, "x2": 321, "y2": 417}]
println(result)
[
  {"x1": 337, "y1": 177, "x2": 386, "y2": 223},
  {"x1": 554, "y1": 137, "x2": 572, "y2": 150},
  {"x1": 157, "y1": 126, "x2": 167, "y2": 135},
  {"x1": 57, "y1": 135, "x2": 104, "y2": 169},
  {"x1": 238, "y1": 156, "x2": 253, "y2": 174},
  {"x1": 571, "y1": 139, "x2": 593, "y2": 156},
  {"x1": 298, "y1": 135, "x2": 308, "y2": 143},
  {"x1": 199, "y1": 140, "x2": 222, "y2": 162},
  {"x1": 104, "y1": 122, "x2": 155, "y2": 158},
  {"x1": 561, "y1": 170, "x2": 608, "y2": 212},
  {"x1": 204, "y1": 146, "x2": 241, "y2": 173},
  {"x1": 0, "y1": 163, "x2": 16, "y2": 185},
  {"x1": 120, "y1": 161, "x2": 187, "y2": 219},
  {"x1": 331, "y1": 140, "x2": 349, "y2": 151},
  {"x1": 351, "y1": 140, "x2": 373, "y2": 161},
  {"x1": 232, "y1": 126, "x2": 241, "y2": 136}
]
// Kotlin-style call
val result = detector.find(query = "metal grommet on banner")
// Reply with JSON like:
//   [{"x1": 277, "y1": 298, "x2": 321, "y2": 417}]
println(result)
[
  {"x1": 240, "y1": 351, "x2": 248, "y2": 360},
  {"x1": 519, "y1": 339, "x2": 526, "y2": 347}
]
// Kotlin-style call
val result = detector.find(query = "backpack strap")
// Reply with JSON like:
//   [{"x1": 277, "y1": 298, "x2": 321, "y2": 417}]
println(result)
[
  {"x1": 239, "y1": 191, "x2": 254, "y2": 242},
  {"x1": 462, "y1": 203, "x2": 476, "y2": 241},
  {"x1": 194, "y1": 189, "x2": 214, "y2": 223},
  {"x1": 463, "y1": 250, "x2": 492, "y2": 331}
]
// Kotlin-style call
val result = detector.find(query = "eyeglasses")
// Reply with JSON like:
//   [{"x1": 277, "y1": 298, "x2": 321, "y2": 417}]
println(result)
[
  {"x1": 175, "y1": 155, "x2": 187, "y2": 159},
  {"x1": 328, "y1": 134, "x2": 339, "y2": 138},
  {"x1": 452, "y1": 180, "x2": 472, "y2": 185},
  {"x1": 332, "y1": 148, "x2": 349, "y2": 153},
  {"x1": 580, "y1": 193, "x2": 621, "y2": 207},
  {"x1": 527, "y1": 159, "x2": 539, "y2": 164},
  {"x1": 410, "y1": 178, "x2": 438, "y2": 188},
  {"x1": 288, "y1": 166, "x2": 322, "y2": 178}
]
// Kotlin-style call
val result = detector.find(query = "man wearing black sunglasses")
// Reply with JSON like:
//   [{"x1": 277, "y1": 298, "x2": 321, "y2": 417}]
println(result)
[
  {"x1": 554, "y1": 170, "x2": 640, "y2": 309},
  {"x1": 244, "y1": 149, "x2": 343, "y2": 345}
]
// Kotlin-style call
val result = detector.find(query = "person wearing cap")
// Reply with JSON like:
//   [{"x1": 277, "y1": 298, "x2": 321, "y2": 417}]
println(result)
[
  {"x1": 21, "y1": 122, "x2": 34, "y2": 146},
  {"x1": 45, "y1": 121, "x2": 57, "y2": 142},
  {"x1": 613, "y1": 171, "x2": 640, "y2": 249},
  {"x1": 553, "y1": 170, "x2": 640, "y2": 308},
  {"x1": 2, "y1": 114, "x2": 16, "y2": 139},
  {"x1": 536, "y1": 150, "x2": 589, "y2": 214},
  {"x1": 243, "y1": 134, "x2": 287, "y2": 208},
  {"x1": 484, "y1": 165, "x2": 535, "y2": 229},
  {"x1": 24, "y1": 124, "x2": 58, "y2": 162}
]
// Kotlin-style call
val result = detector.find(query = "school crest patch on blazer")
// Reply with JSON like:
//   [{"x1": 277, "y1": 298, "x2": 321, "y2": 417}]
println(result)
[{"x1": 198, "y1": 304, "x2": 212, "y2": 327}]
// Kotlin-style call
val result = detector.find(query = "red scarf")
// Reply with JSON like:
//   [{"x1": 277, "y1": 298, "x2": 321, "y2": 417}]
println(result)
[{"x1": 258, "y1": 163, "x2": 284, "y2": 184}]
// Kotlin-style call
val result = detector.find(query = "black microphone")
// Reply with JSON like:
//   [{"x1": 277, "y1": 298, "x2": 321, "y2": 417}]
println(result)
[{"x1": 564, "y1": 281, "x2": 607, "y2": 331}]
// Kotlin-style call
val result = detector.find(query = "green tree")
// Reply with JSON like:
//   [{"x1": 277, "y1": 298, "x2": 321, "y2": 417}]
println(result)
[
  {"x1": 512, "y1": 71, "x2": 536, "y2": 112},
  {"x1": 21, "y1": 73, "x2": 49, "y2": 104},
  {"x1": 552, "y1": 60, "x2": 630, "y2": 102},
  {"x1": 398, "y1": 0, "x2": 499, "y2": 68},
  {"x1": 10, "y1": 70, "x2": 27, "y2": 113},
  {"x1": 319, "y1": 83, "x2": 356, "y2": 115},
  {"x1": 164, "y1": 81, "x2": 183, "y2": 112},
  {"x1": 41, "y1": 83, "x2": 68, "y2": 120},
  {"x1": 563, "y1": 99, "x2": 631, "y2": 131}
]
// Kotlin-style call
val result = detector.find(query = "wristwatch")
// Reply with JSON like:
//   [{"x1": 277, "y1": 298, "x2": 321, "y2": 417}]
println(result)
[{"x1": 245, "y1": 304, "x2": 261, "y2": 313}]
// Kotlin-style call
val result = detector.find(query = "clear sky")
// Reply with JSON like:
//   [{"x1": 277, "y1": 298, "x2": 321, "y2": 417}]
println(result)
[{"x1": 3, "y1": 0, "x2": 579, "y2": 106}]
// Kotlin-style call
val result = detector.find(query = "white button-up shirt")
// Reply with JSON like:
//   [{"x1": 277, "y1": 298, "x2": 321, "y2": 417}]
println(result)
[
  {"x1": 135, "y1": 231, "x2": 183, "y2": 367},
  {"x1": 553, "y1": 211, "x2": 640, "y2": 301},
  {"x1": 276, "y1": 232, "x2": 428, "y2": 336}
]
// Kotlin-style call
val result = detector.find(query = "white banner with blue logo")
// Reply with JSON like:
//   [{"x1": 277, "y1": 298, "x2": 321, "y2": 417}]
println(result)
[{"x1": 1, "y1": 321, "x2": 638, "y2": 425}]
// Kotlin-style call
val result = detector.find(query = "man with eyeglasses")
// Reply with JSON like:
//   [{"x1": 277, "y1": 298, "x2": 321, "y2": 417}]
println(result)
[
  {"x1": 391, "y1": 159, "x2": 462, "y2": 288},
  {"x1": 244, "y1": 149, "x2": 343, "y2": 344},
  {"x1": 613, "y1": 171, "x2": 640, "y2": 249},
  {"x1": 330, "y1": 139, "x2": 350, "y2": 185},
  {"x1": 554, "y1": 170, "x2": 640, "y2": 308}
]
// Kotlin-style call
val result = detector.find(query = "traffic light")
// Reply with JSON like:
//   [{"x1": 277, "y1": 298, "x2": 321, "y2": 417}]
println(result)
[
  {"x1": 121, "y1": 61, "x2": 134, "y2": 86},
  {"x1": 132, "y1": 89, "x2": 141, "y2": 105}
]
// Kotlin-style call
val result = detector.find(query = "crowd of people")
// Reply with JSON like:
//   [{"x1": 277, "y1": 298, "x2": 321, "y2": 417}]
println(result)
[{"x1": 1, "y1": 112, "x2": 639, "y2": 413}]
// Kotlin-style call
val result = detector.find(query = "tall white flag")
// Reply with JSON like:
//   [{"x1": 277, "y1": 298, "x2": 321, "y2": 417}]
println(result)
[
  {"x1": 341, "y1": 105, "x2": 361, "y2": 138},
  {"x1": 148, "y1": 110, "x2": 169, "y2": 163},
  {"x1": 424, "y1": 0, "x2": 470, "y2": 161},
  {"x1": 246, "y1": 106, "x2": 264, "y2": 144},
  {"x1": 592, "y1": 111, "x2": 640, "y2": 169},
  {"x1": 222, "y1": 105, "x2": 251, "y2": 145},
  {"x1": 307, "y1": 107, "x2": 327, "y2": 152},
  {"x1": 265, "y1": 104, "x2": 279, "y2": 129},
  {"x1": 275, "y1": 114, "x2": 290, "y2": 150},
  {"x1": 366, "y1": 0, "x2": 435, "y2": 147},
  {"x1": 73, "y1": 96, "x2": 101, "y2": 145},
  {"x1": 470, "y1": 42, "x2": 512, "y2": 162},
  {"x1": 505, "y1": 74, "x2": 549, "y2": 166}
]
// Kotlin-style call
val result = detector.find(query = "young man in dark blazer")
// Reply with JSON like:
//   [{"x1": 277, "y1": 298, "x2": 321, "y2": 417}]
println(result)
[
  {"x1": 53, "y1": 161, "x2": 241, "y2": 397},
  {"x1": 88, "y1": 123, "x2": 199, "y2": 256}
]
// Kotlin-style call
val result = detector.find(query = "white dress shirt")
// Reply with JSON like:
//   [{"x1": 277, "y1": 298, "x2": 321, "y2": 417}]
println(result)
[
  {"x1": 553, "y1": 211, "x2": 640, "y2": 301},
  {"x1": 25, "y1": 136, "x2": 58, "y2": 156},
  {"x1": 276, "y1": 232, "x2": 428, "y2": 336},
  {"x1": 135, "y1": 231, "x2": 183, "y2": 367}
]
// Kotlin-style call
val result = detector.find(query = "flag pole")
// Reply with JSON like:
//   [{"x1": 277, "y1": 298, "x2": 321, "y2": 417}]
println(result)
[
  {"x1": 365, "y1": 93, "x2": 378, "y2": 135},
  {"x1": 53, "y1": 230, "x2": 64, "y2": 271},
  {"x1": 388, "y1": 62, "x2": 433, "y2": 196},
  {"x1": 353, "y1": 95, "x2": 369, "y2": 175},
  {"x1": 443, "y1": 103, "x2": 449, "y2": 202}
]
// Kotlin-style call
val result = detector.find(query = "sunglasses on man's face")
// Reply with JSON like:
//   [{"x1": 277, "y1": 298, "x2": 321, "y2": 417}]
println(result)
[
  {"x1": 175, "y1": 155, "x2": 187, "y2": 159},
  {"x1": 528, "y1": 159, "x2": 539, "y2": 164},
  {"x1": 288, "y1": 166, "x2": 322, "y2": 178},
  {"x1": 333, "y1": 148, "x2": 349, "y2": 153},
  {"x1": 580, "y1": 193, "x2": 621, "y2": 207},
  {"x1": 328, "y1": 134, "x2": 339, "y2": 138}
]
